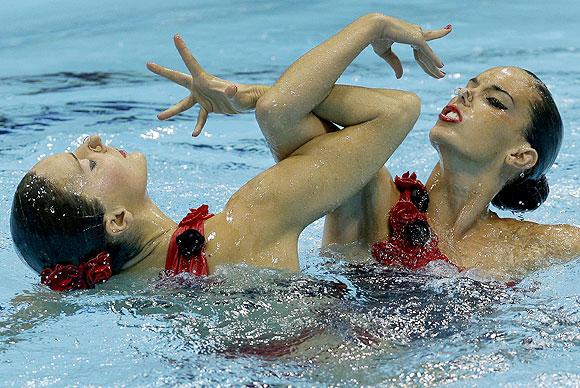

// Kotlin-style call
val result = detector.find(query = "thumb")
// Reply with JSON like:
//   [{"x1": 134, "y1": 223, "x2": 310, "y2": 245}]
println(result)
[{"x1": 225, "y1": 84, "x2": 238, "y2": 99}]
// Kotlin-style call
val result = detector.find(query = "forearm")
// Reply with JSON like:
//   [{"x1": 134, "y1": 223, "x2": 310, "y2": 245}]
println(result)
[
  {"x1": 242, "y1": 83, "x2": 410, "y2": 124},
  {"x1": 266, "y1": 94, "x2": 420, "y2": 233},
  {"x1": 256, "y1": 14, "x2": 382, "y2": 130},
  {"x1": 240, "y1": 82, "x2": 414, "y2": 159}
]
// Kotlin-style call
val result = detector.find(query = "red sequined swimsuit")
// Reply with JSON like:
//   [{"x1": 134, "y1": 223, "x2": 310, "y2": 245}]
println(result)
[
  {"x1": 371, "y1": 172, "x2": 457, "y2": 270},
  {"x1": 165, "y1": 205, "x2": 214, "y2": 276}
]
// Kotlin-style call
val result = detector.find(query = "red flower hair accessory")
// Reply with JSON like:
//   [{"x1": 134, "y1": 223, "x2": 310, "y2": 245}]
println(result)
[{"x1": 40, "y1": 252, "x2": 112, "y2": 292}]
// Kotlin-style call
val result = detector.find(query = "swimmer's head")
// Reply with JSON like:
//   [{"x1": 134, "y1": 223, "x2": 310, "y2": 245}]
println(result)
[
  {"x1": 429, "y1": 66, "x2": 563, "y2": 211},
  {"x1": 10, "y1": 135, "x2": 148, "y2": 275}
]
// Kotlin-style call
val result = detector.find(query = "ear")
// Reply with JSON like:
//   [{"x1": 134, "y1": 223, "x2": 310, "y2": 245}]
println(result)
[
  {"x1": 104, "y1": 207, "x2": 134, "y2": 237},
  {"x1": 505, "y1": 145, "x2": 538, "y2": 172}
]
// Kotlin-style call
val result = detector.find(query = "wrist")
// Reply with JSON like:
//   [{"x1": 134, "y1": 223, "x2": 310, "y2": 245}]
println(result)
[{"x1": 357, "y1": 13, "x2": 386, "y2": 41}]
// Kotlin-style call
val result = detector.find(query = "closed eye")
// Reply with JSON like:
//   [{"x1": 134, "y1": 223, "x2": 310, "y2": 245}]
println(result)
[
  {"x1": 89, "y1": 160, "x2": 97, "y2": 170},
  {"x1": 487, "y1": 97, "x2": 507, "y2": 110}
]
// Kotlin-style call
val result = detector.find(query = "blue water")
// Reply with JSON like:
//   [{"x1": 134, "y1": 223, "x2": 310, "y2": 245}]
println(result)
[{"x1": 1, "y1": 0, "x2": 579, "y2": 386}]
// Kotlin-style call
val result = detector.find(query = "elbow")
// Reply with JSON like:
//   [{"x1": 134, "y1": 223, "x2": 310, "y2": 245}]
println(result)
[
  {"x1": 377, "y1": 91, "x2": 421, "y2": 125},
  {"x1": 399, "y1": 91, "x2": 421, "y2": 122},
  {"x1": 372, "y1": 91, "x2": 421, "y2": 143},
  {"x1": 255, "y1": 96, "x2": 287, "y2": 132},
  {"x1": 376, "y1": 89, "x2": 421, "y2": 122},
  {"x1": 255, "y1": 97, "x2": 273, "y2": 124}
]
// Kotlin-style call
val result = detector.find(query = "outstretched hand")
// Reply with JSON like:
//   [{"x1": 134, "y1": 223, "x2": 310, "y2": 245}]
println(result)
[
  {"x1": 371, "y1": 15, "x2": 451, "y2": 79},
  {"x1": 147, "y1": 35, "x2": 253, "y2": 136}
]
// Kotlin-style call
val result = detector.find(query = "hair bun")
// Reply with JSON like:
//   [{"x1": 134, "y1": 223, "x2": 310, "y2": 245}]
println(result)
[{"x1": 491, "y1": 174, "x2": 549, "y2": 212}]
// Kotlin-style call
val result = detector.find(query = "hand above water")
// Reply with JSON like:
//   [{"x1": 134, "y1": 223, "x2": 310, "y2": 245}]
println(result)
[
  {"x1": 147, "y1": 35, "x2": 255, "y2": 136},
  {"x1": 370, "y1": 14, "x2": 452, "y2": 79}
]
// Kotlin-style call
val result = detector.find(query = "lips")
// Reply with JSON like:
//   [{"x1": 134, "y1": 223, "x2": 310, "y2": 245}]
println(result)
[
  {"x1": 439, "y1": 105, "x2": 462, "y2": 123},
  {"x1": 117, "y1": 149, "x2": 128, "y2": 158}
]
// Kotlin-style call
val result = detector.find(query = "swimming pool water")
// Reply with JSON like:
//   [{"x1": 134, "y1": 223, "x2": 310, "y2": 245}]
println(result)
[{"x1": 1, "y1": 0, "x2": 579, "y2": 386}]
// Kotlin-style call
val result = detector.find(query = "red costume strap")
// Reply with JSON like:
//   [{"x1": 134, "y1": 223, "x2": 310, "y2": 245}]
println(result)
[
  {"x1": 165, "y1": 204, "x2": 214, "y2": 276},
  {"x1": 371, "y1": 172, "x2": 457, "y2": 270}
]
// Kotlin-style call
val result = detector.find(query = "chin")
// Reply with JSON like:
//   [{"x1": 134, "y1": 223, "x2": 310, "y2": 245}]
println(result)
[
  {"x1": 125, "y1": 152, "x2": 148, "y2": 188},
  {"x1": 429, "y1": 123, "x2": 454, "y2": 148},
  {"x1": 132, "y1": 151, "x2": 146, "y2": 162},
  {"x1": 131, "y1": 152, "x2": 147, "y2": 170},
  {"x1": 429, "y1": 124, "x2": 470, "y2": 161}
]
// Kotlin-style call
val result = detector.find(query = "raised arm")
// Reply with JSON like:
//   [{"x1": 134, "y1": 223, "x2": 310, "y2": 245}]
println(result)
[
  {"x1": 147, "y1": 13, "x2": 450, "y2": 152},
  {"x1": 254, "y1": 13, "x2": 444, "y2": 156},
  {"x1": 147, "y1": 56, "x2": 411, "y2": 159},
  {"x1": 148, "y1": 14, "x2": 450, "y2": 251},
  {"x1": 226, "y1": 15, "x2": 427, "y2": 245}
]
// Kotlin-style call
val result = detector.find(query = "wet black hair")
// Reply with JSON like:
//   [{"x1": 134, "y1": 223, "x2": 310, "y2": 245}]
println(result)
[
  {"x1": 492, "y1": 69, "x2": 563, "y2": 212},
  {"x1": 11, "y1": 172, "x2": 140, "y2": 274}
]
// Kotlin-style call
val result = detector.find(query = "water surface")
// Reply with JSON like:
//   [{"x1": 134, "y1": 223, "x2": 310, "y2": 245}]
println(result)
[{"x1": 0, "y1": 0, "x2": 578, "y2": 386}]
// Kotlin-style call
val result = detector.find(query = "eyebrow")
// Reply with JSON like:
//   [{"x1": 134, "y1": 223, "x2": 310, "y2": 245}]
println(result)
[
  {"x1": 68, "y1": 152, "x2": 84, "y2": 173},
  {"x1": 468, "y1": 77, "x2": 480, "y2": 86},
  {"x1": 468, "y1": 76, "x2": 514, "y2": 105}
]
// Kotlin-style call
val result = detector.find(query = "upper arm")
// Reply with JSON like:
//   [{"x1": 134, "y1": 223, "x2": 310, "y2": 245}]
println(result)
[
  {"x1": 232, "y1": 103, "x2": 419, "y2": 243},
  {"x1": 230, "y1": 86, "x2": 420, "y2": 249},
  {"x1": 322, "y1": 167, "x2": 397, "y2": 246}
]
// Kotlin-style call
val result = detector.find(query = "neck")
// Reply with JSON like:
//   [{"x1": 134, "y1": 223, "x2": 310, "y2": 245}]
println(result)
[
  {"x1": 426, "y1": 156, "x2": 506, "y2": 240},
  {"x1": 122, "y1": 197, "x2": 177, "y2": 273}
]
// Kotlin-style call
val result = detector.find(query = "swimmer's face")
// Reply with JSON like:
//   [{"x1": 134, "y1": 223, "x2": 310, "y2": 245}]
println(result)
[
  {"x1": 430, "y1": 67, "x2": 539, "y2": 168},
  {"x1": 31, "y1": 135, "x2": 148, "y2": 213}
]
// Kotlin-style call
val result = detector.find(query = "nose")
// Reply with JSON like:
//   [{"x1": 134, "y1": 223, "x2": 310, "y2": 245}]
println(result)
[
  {"x1": 76, "y1": 135, "x2": 107, "y2": 156},
  {"x1": 455, "y1": 87, "x2": 472, "y2": 107},
  {"x1": 85, "y1": 135, "x2": 107, "y2": 153}
]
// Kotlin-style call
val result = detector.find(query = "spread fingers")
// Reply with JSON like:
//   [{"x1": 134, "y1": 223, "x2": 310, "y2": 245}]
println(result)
[
  {"x1": 192, "y1": 106, "x2": 209, "y2": 137},
  {"x1": 147, "y1": 62, "x2": 191, "y2": 88},
  {"x1": 173, "y1": 34, "x2": 204, "y2": 76},
  {"x1": 157, "y1": 95, "x2": 196, "y2": 120}
]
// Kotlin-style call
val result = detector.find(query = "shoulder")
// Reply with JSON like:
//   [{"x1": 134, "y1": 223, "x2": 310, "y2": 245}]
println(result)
[{"x1": 493, "y1": 215, "x2": 580, "y2": 262}]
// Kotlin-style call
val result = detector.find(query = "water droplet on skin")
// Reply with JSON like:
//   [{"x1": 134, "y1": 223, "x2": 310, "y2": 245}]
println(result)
[{"x1": 207, "y1": 232, "x2": 216, "y2": 241}]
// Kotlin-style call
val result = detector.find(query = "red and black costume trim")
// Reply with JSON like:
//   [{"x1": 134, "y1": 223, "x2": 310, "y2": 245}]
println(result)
[
  {"x1": 165, "y1": 204, "x2": 214, "y2": 276},
  {"x1": 371, "y1": 172, "x2": 456, "y2": 270}
]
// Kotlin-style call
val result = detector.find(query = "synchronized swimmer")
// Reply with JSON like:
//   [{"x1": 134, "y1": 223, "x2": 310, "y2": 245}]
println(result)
[{"x1": 10, "y1": 13, "x2": 580, "y2": 291}]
